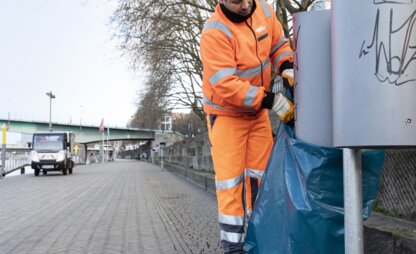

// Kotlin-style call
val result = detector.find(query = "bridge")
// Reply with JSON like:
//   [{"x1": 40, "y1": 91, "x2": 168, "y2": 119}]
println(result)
[{"x1": 0, "y1": 119, "x2": 154, "y2": 144}]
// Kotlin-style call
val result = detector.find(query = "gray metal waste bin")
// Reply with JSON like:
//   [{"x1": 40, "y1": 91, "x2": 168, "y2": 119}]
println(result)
[
  {"x1": 332, "y1": 0, "x2": 416, "y2": 147},
  {"x1": 294, "y1": 10, "x2": 333, "y2": 147}
]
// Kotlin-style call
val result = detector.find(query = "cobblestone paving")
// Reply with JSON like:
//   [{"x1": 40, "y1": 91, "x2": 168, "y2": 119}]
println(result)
[{"x1": 0, "y1": 161, "x2": 222, "y2": 254}]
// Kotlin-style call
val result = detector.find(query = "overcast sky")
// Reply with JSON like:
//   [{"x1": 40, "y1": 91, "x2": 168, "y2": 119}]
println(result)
[{"x1": 0, "y1": 0, "x2": 143, "y2": 129}]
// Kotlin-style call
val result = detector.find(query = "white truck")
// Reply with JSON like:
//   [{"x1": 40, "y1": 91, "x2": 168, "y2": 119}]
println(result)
[{"x1": 30, "y1": 131, "x2": 75, "y2": 176}]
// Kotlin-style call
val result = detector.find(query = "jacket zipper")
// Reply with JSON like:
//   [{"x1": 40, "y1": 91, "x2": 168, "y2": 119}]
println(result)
[{"x1": 245, "y1": 18, "x2": 264, "y2": 87}]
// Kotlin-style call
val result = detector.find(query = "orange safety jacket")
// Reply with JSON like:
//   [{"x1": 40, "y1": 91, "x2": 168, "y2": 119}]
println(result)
[{"x1": 200, "y1": 0, "x2": 293, "y2": 117}]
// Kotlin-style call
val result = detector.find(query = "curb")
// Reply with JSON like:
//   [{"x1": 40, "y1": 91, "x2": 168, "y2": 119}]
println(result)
[{"x1": 364, "y1": 213, "x2": 416, "y2": 253}]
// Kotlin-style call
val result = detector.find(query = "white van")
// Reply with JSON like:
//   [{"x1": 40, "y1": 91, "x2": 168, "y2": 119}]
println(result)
[{"x1": 30, "y1": 131, "x2": 75, "y2": 176}]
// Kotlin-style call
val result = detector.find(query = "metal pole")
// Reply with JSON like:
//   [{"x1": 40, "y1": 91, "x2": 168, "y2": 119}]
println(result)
[
  {"x1": 46, "y1": 91, "x2": 55, "y2": 132},
  {"x1": 101, "y1": 132, "x2": 105, "y2": 163},
  {"x1": 160, "y1": 147, "x2": 164, "y2": 171},
  {"x1": 49, "y1": 96, "x2": 52, "y2": 131},
  {"x1": 1, "y1": 125, "x2": 7, "y2": 178},
  {"x1": 107, "y1": 128, "x2": 109, "y2": 162},
  {"x1": 1, "y1": 144, "x2": 5, "y2": 178},
  {"x1": 343, "y1": 148, "x2": 363, "y2": 254},
  {"x1": 159, "y1": 142, "x2": 165, "y2": 171},
  {"x1": 80, "y1": 105, "x2": 82, "y2": 130}
]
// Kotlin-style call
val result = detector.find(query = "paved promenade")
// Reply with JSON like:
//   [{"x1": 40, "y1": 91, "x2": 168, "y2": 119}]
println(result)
[{"x1": 0, "y1": 161, "x2": 221, "y2": 254}]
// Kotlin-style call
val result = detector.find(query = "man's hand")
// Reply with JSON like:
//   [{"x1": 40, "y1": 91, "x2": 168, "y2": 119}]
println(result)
[
  {"x1": 272, "y1": 93, "x2": 294, "y2": 123},
  {"x1": 281, "y1": 68, "x2": 294, "y2": 87}
]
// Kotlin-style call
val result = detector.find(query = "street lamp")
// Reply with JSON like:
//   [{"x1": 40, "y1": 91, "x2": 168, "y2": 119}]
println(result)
[
  {"x1": 46, "y1": 91, "x2": 55, "y2": 132},
  {"x1": 80, "y1": 105, "x2": 83, "y2": 130}
]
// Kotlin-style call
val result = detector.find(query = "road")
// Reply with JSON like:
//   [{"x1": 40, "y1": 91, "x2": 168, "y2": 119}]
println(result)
[{"x1": 0, "y1": 160, "x2": 221, "y2": 254}]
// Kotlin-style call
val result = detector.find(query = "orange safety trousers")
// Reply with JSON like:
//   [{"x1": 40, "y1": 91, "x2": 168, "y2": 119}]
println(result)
[{"x1": 206, "y1": 110, "x2": 273, "y2": 253}]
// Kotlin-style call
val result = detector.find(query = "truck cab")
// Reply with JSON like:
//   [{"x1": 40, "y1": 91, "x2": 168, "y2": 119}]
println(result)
[{"x1": 30, "y1": 131, "x2": 75, "y2": 176}]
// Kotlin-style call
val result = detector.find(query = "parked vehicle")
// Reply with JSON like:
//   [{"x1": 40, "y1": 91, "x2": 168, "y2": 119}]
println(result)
[{"x1": 30, "y1": 131, "x2": 75, "y2": 176}]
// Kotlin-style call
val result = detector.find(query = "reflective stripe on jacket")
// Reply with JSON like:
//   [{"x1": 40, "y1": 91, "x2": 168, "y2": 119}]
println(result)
[{"x1": 200, "y1": 0, "x2": 293, "y2": 117}]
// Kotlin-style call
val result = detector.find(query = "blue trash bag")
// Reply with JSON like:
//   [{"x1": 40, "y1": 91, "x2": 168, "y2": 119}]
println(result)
[{"x1": 244, "y1": 123, "x2": 385, "y2": 254}]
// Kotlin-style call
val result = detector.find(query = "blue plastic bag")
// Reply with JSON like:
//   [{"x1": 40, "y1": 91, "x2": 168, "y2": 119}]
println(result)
[{"x1": 244, "y1": 124, "x2": 384, "y2": 254}]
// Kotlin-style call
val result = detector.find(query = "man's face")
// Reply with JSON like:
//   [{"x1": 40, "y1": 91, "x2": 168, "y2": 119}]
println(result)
[{"x1": 220, "y1": 0, "x2": 253, "y2": 16}]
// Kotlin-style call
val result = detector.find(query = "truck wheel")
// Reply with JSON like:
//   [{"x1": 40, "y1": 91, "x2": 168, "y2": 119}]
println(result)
[
  {"x1": 34, "y1": 169, "x2": 40, "y2": 176},
  {"x1": 42, "y1": 169, "x2": 47, "y2": 175},
  {"x1": 63, "y1": 168, "x2": 68, "y2": 175}
]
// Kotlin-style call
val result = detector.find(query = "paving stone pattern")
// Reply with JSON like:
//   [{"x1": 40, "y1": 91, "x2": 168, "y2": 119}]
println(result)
[{"x1": 0, "y1": 161, "x2": 222, "y2": 254}]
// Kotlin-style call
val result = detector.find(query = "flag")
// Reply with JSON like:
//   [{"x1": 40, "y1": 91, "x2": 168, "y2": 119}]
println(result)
[{"x1": 99, "y1": 119, "x2": 105, "y2": 133}]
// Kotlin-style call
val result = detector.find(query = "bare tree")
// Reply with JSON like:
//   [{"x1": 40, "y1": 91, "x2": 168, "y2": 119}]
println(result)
[
  {"x1": 112, "y1": 0, "x2": 216, "y2": 121},
  {"x1": 273, "y1": 0, "x2": 328, "y2": 46},
  {"x1": 129, "y1": 72, "x2": 171, "y2": 129},
  {"x1": 172, "y1": 111, "x2": 207, "y2": 135}
]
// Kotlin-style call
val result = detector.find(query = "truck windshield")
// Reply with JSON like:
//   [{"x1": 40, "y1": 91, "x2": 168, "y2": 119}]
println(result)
[{"x1": 33, "y1": 134, "x2": 65, "y2": 150}]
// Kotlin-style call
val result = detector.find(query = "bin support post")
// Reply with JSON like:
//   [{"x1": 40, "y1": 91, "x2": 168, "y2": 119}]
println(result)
[{"x1": 343, "y1": 148, "x2": 363, "y2": 254}]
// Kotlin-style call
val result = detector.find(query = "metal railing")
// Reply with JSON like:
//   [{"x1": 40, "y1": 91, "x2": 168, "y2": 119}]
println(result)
[{"x1": 1, "y1": 149, "x2": 31, "y2": 177}]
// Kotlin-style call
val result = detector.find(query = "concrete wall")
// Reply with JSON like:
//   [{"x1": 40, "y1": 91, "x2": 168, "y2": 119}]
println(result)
[{"x1": 161, "y1": 133, "x2": 213, "y2": 172}]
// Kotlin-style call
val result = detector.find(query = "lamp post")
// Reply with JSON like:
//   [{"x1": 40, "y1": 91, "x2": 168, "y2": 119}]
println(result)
[
  {"x1": 1, "y1": 123, "x2": 9, "y2": 178},
  {"x1": 159, "y1": 142, "x2": 166, "y2": 171},
  {"x1": 80, "y1": 105, "x2": 83, "y2": 130},
  {"x1": 46, "y1": 91, "x2": 55, "y2": 132}
]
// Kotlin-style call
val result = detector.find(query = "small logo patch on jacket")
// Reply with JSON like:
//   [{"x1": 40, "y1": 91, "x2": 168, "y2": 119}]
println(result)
[{"x1": 255, "y1": 25, "x2": 266, "y2": 33}]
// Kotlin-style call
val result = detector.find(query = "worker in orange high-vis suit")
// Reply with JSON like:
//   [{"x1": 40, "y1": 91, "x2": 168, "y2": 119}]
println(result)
[{"x1": 200, "y1": 0, "x2": 295, "y2": 253}]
